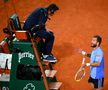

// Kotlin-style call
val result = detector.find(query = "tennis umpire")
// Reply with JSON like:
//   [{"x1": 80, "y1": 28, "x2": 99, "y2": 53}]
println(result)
[{"x1": 23, "y1": 3, "x2": 59, "y2": 63}]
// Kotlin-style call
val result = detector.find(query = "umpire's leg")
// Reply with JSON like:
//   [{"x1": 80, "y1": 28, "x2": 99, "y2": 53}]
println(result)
[{"x1": 37, "y1": 29, "x2": 55, "y2": 55}]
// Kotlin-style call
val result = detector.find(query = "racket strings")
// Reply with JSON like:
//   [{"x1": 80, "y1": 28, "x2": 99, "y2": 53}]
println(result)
[{"x1": 75, "y1": 69, "x2": 85, "y2": 81}]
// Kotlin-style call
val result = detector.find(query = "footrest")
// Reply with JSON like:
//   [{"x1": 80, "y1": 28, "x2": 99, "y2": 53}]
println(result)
[
  {"x1": 45, "y1": 70, "x2": 57, "y2": 78},
  {"x1": 0, "y1": 74, "x2": 10, "y2": 82},
  {"x1": 49, "y1": 82, "x2": 62, "y2": 90}
]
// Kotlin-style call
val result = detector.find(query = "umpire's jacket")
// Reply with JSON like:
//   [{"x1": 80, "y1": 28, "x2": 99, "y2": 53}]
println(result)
[{"x1": 23, "y1": 8, "x2": 48, "y2": 33}]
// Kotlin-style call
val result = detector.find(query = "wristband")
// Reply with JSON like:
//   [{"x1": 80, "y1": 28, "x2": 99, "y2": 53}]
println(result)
[
  {"x1": 86, "y1": 63, "x2": 90, "y2": 66},
  {"x1": 81, "y1": 51, "x2": 86, "y2": 55}
]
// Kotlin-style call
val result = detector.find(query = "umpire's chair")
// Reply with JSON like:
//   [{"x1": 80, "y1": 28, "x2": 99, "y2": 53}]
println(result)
[{"x1": 4, "y1": 13, "x2": 45, "y2": 55}]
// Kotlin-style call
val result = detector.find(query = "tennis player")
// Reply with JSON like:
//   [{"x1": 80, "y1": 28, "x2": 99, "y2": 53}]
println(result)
[{"x1": 81, "y1": 35, "x2": 104, "y2": 90}]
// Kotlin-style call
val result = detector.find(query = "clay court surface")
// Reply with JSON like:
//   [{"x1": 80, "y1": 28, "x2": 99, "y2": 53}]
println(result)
[{"x1": 0, "y1": 0, "x2": 108, "y2": 90}]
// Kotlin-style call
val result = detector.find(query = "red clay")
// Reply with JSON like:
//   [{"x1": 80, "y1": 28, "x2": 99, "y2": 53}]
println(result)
[{"x1": 0, "y1": 0, "x2": 108, "y2": 90}]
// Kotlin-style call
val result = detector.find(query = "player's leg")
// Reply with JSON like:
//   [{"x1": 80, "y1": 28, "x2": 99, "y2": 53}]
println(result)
[
  {"x1": 94, "y1": 87, "x2": 102, "y2": 90},
  {"x1": 94, "y1": 78, "x2": 104, "y2": 90},
  {"x1": 88, "y1": 77, "x2": 95, "y2": 89}
]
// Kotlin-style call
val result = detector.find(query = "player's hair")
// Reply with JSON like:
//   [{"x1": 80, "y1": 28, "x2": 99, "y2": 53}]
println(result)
[
  {"x1": 47, "y1": 3, "x2": 59, "y2": 14},
  {"x1": 93, "y1": 35, "x2": 102, "y2": 46}
]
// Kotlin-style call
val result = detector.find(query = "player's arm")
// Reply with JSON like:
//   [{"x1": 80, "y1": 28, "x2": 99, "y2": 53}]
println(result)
[
  {"x1": 85, "y1": 61, "x2": 100, "y2": 67},
  {"x1": 80, "y1": 50, "x2": 91, "y2": 58},
  {"x1": 88, "y1": 62, "x2": 100, "y2": 67},
  {"x1": 86, "y1": 51, "x2": 103, "y2": 67}
]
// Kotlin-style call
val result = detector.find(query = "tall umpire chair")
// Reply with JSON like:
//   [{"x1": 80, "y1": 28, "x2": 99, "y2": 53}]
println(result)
[{"x1": 8, "y1": 13, "x2": 62, "y2": 90}]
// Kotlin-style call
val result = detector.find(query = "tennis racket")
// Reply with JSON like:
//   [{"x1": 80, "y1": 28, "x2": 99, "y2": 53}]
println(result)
[{"x1": 74, "y1": 58, "x2": 86, "y2": 82}]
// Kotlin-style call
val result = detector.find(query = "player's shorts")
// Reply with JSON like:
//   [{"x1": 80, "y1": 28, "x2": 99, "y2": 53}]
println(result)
[{"x1": 88, "y1": 77, "x2": 104, "y2": 89}]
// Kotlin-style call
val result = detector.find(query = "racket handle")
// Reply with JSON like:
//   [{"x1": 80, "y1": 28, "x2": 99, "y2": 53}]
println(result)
[{"x1": 82, "y1": 58, "x2": 85, "y2": 64}]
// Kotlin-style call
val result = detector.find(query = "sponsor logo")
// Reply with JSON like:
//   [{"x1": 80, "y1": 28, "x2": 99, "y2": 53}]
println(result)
[
  {"x1": 23, "y1": 83, "x2": 35, "y2": 90},
  {"x1": 2, "y1": 87, "x2": 9, "y2": 90},
  {"x1": 18, "y1": 52, "x2": 34, "y2": 62}
]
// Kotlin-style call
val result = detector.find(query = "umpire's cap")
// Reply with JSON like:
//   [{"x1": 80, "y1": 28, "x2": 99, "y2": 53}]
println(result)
[{"x1": 47, "y1": 3, "x2": 59, "y2": 14}]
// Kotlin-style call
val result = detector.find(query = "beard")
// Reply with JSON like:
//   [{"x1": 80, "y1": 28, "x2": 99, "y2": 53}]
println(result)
[{"x1": 91, "y1": 44, "x2": 97, "y2": 48}]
